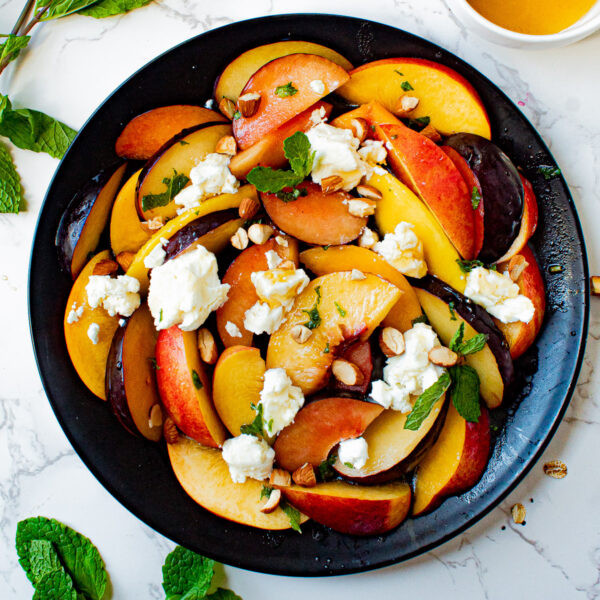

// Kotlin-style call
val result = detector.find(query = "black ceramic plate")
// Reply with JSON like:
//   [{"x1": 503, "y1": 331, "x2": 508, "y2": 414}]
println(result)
[{"x1": 29, "y1": 14, "x2": 589, "y2": 576}]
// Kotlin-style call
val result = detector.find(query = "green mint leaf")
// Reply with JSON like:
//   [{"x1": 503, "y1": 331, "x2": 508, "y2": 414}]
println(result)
[
  {"x1": 232, "y1": 110, "x2": 241, "y2": 120},
  {"x1": 148, "y1": 357, "x2": 159, "y2": 370},
  {"x1": 276, "y1": 186, "x2": 307, "y2": 203},
  {"x1": 260, "y1": 485, "x2": 273, "y2": 500},
  {"x1": 448, "y1": 301, "x2": 457, "y2": 321},
  {"x1": 191, "y1": 370, "x2": 203, "y2": 389},
  {"x1": 280, "y1": 500, "x2": 302, "y2": 533},
  {"x1": 411, "y1": 314, "x2": 428, "y2": 326},
  {"x1": 205, "y1": 589, "x2": 242, "y2": 600},
  {"x1": 455, "y1": 259, "x2": 488, "y2": 273},
  {"x1": 32, "y1": 569, "x2": 78, "y2": 600},
  {"x1": 141, "y1": 169, "x2": 189, "y2": 211},
  {"x1": 246, "y1": 166, "x2": 302, "y2": 194},
  {"x1": 317, "y1": 455, "x2": 336, "y2": 481},
  {"x1": 449, "y1": 365, "x2": 481, "y2": 423},
  {"x1": 334, "y1": 302, "x2": 346, "y2": 317},
  {"x1": 323, "y1": 341, "x2": 330, "y2": 354},
  {"x1": 538, "y1": 165, "x2": 561, "y2": 180},
  {"x1": 401, "y1": 81, "x2": 414, "y2": 91},
  {"x1": 275, "y1": 82, "x2": 298, "y2": 98},
  {"x1": 162, "y1": 545, "x2": 215, "y2": 600},
  {"x1": 16, "y1": 517, "x2": 107, "y2": 600},
  {"x1": 36, "y1": 0, "x2": 100, "y2": 20},
  {"x1": 240, "y1": 403, "x2": 264, "y2": 437},
  {"x1": 457, "y1": 333, "x2": 488, "y2": 356},
  {"x1": 404, "y1": 371, "x2": 451, "y2": 431},
  {"x1": 394, "y1": 69, "x2": 404, "y2": 76},
  {"x1": 302, "y1": 285, "x2": 322, "y2": 330},
  {"x1": 471, "y1": 186, "x2": 481, "y2": 210},
  {"x1": 0, "y1": 94, "x2": 77, "y2": 159},
  {"x1": 406, "y1": 116, "x2": 431, "y2": 130},
  {"x1": 343, "y1": 462, "x2": 354, "y2": 468},
  {"x1": 0, "y1": 34, "x2": 30, "y2": 66},
  {"x1": 449, "y1": 322, "x2": 465, "y2": 353},
  {"x1": 28, "y1": 540, "x2": 63, "y2": 584},
  {"x1": 77, "y1": 0, "x2": 151, "y2": 17},
  {"x1": 283, "y1": 131, "x2": 313, "y2": 177},
  {"x1": 0, "y1": 143, "x2": 22, "y2": 213}
]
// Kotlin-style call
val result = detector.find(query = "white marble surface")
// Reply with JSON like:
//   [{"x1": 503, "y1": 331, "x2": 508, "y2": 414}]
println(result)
[{"x1": 1, "y1": 1, "x2": 599, "y2": 598}]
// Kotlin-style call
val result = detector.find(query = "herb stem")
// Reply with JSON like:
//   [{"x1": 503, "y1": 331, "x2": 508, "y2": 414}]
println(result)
[{"x1": 11, "y1": 0, "x2": 36, "y2": 35}]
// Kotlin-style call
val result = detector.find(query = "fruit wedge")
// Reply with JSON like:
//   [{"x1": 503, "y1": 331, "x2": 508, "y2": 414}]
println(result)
[{"x1": 266, "y1": 272, "x2": 401, "y2": 395}]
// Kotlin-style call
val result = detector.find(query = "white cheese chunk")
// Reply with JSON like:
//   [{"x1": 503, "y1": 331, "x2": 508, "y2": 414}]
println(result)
[
  {"x1": 265, "y1": 250, "x2": 283, "y2": 270},
  {"x1": 67, "y1": 302, "x2": 84, "y2": 324},
  {"x1": 351, "y1": 269, "x2": 366, "y2": 280},
  {"x1": 338, "y1": 437, "x2": 369, "y2": 470},
  {"x1": 86, "y1": 275, "x2": 141, "y2": 317},
  {"x1": 309, "y1": 79, "x2": 326, "y2": 95},
  {"x1": 251, "y1": 268, "x2": 309, "y2": 310},
  {"x1": 87, "y1": 322, "x2": 100, "y2": 345},
  {"x1": 225, "y1": 320, "x2": 242, "y2": 338},
  {"x1": 259, "y1": 368, "x2": 305, "y2": 436},
  {"x1": 143, "y1": 237, "x2": 169, "y2": 269},
  {"x1": 222, "y1": 434, "x2": 275, "y2": 484},
  {"x1": 243, "y1": 302, "x2": 285, "y2": 335},
  {"x1": 358, "y1": 139, "x2": 387, "y2": 166},
  {"x1": 374, "y1": 221, "x2": 427, "y2": 278}
]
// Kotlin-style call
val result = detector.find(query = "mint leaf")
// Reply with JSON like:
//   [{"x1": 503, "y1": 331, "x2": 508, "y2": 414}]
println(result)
[
  {"x1": 37, "y1": 0, "x2": 100, "y2": 20},
  {"x1": 77, "y1": 0, "x2": 151, "y2": 17},
  {"x1": 240, "y1": 403, "x2": 264, "y2": 437},
  {"x1": 28, "y1": 540, "x2": 63, "y2": 584},
  {"x1": 538, "y1": 165, "x2": 561, "y2": 180},
  {"x1": 162, "y1": 545, "x2": 215, "y2": 600},
  {"x1": 0, "y1": 94, "x2": 77, "y2": 159},
  {"x1": 16, "y1": 517, "x2": 107, "y2": 600},
  {"x1": 449, "y1": 365, "x2": 481, "y2": 422},
  {"x1": 302, "y1": 285, "x2": 322, "y2": 330},
  {"x1": 401, "y1": 81, "x2": 414, "y2": 91},
  {"x1": 455, "y1": 259, "x2": 496, "y2": 273},
  {"x1": 283, "y1": 131, "x2": 313, "y2": 177},
  {"x1": 449, "y1": 322, "x2": 465, "y2": 353},
  {"x1": 32, "y1": 569, "x2": 78, "y2": 600},
  {"x1": 280, "y1": 500, "x2": 302, "y2": 533},
  {"x1": 260, "y1": 484, "x2": 273, "y2": 500},
  {"x1": 317, "y1": 455, "x2": 336, "y2": 481},
  {"x1": 191, "y1": 369, "x2": 203, "y2": 389},
  {"x1": 274, "y1": 82, "x2": 298, "y2": 98},
  {"x1": 0, "y1": 34, "x2": 30, "y2": 66},
  {"x1": 411, "y1": 314, "x2": 428, "y2": 326},
  {"x1": 407, "y1": 116, "x2": 430, "y2": 130},
  {"x1": 0, "y1": 143, "x2": 22, "y2": 213},
  {"x1": 141, "y1": 170, "x2": 189, "y2": 211},
  {"x1": 471, "y1": 186, "x2": 481, "y2": 210},
  {"x1": 206, "y1": 590, "x2": 242, "y2": 600},
  {"x1": 246, "y1": 166, "x2": 302, "y2": 193},
  {"x1": 456, "y1": 333, "x2": 488, "y2": 356},
  {"x1": 334, "y1": 301, "x2": 346, "y2": 317},
  {"x1": 276, "y1": 186, "x2": 307, "y2": 202},
  {"x1": 404, "y1": 371, "x2": 451, "y2": 431},
  {"x1": 448, "y1": 301, "x2": 457, "y2": 321}
]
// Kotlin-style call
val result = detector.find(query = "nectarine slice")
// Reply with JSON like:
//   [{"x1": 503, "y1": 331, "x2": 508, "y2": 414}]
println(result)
[
  {"x1": 106, "y1": 303, "x2": 162, "y2": 441},
  {"x1": 261, "y1": 182, "x2": 367, "y2": 246},
  {"x1": 137, "y1": 122, "x2": 232, "y2": 221},
  {"x1": 155, "y1": 326, "x2": 227, "y2": 448},
  {"x1": 371, "y1": 171, "x2": 466, "y2": 293},
  {"x1": 232, "y1": 54, "x2": 349, "y2": 150},
  {"x1": 334, "y1": 396, "x2": 446, "y2": 484},
  {"x1": 300, "y1": 245, "x2": 422, "y2": 332},
  {"x1": 63, "y1": 251, "x2": 120, "y2": 400},
  {"x1": 280, "y1": 479, "x2": 411, "y2": 535},
  {"x1": 337, "y1": 58, "x2": 491, "y2": 138},
  {"x1": 213, "y1": 346, "x2": 266, "y2": 436},
  {"x1": 274, "y1": 397, "x2": 383, "y2": 473},
  {"x1": 110, "y1": 169, "x2": 151, "y2": 256},
  {"x1": 377, "y1": 122, "x2": 476, "y2": 260},
  {"x1": 216, "y1": 236, "x2": 298, "y2": 348},
  {"x1": 413, "y1": 402, "x2": 490, "y2": 516},
  {"x1": 57, "y1": 163, "x2": 127, "y2": 279},
  {"x1": 168, "y1": 436, "x2": 308, "y2": 530},
  {"x1": 115, "y1": 105, "x2": 227, "y2": 160},
  {"x1": 215, "y1": 41, "x2": 352, "y2": 103},
  {"x1": 266, "y1": 272, "x2": 401, "y2": 395}
]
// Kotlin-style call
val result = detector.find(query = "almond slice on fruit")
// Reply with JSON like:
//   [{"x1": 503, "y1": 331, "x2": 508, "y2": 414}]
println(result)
[
  {"x1": 237, "y1": 92, "x2": 261, "y2": 118},
  {"x1": 346, "y1": 198, "x2": 376, "y2": 218},
  {"x1": 332, "y1": 358, "x2": 364, "y2": 386},
  {"x1": 379, "y1": 327, "x2": 405, "y2": 357},
  {"x1": 259, "y1": 488, "x2": 281, "y2": 513},
  {"x1": 215, "y1": 135, "x2": 237, "y2": 156},
  {"x1": 197, "y1": 328, "x2": 218, "y2": 365},
  {"x1": 116, "y1": 251, "x2": 136, "y2": 272},
  {"x1": 356, "y1": 183, "x2": 383, "y2": 201},
  {"x1": 428, "y1": 346, "x2": 458, "y2": 367},
  {"x1": 269, "y1": 468, "x2": 291, "y2": 487},
  {"x1": 148, "y1": 404, "x2": 164, "y2": 429},
  {"x1": 248, "y1": 223, "x2": 273, "y2": 245},
  {"x1": 291, "y1": 324, "x2": 312, "y2": 344},
  {"x1": 292, "y1": 463, "x2": 317, "y2": 487},
  {"x1": 321, "y1": 175, "x2": 344, "y2": 194},
  {"x1": 219, "y1": 97, "x2": 236, "y2": 120},
  {"x1": 92, "y1": 259, "x2": 119, "y2": 276},
  {"x1": 350, "y1": 118, "x2": 368, "y2": 143},
  {"x1": 238, "y1": 196, "x2": 260, "y2": 220},
  {"x1": 230, "y1": 227, "x2": 249, "y2": 250},
  {"x1": 394, "y1": 95, "x2": 419, "y2": 117},
  {"x1": 507, "y1": 254, "x2": 529, "y2": 282}
]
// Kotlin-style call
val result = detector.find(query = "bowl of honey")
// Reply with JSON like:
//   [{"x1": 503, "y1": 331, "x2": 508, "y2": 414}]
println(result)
[{"x1": 447, "y1": 0, "x2": 600, "y2": 48}]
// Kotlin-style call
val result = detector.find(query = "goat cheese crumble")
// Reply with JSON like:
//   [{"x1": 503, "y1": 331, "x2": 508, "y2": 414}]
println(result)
[
  {"x1": 86, "y1": 275, "x2": 141, "y2": 317},
  {"x1": 143, "y1": 237, "x2": 169, "y2": 269},
  {"x1": 225, "y1": 321, "x2": 242, "y2": 338},
  {"x1": 67, "y1": 302, "x2": 84, "y2": 324},
  {"x1": 87, "y1": 322, "x2": 100, "y2": 345},
  {"x1": 337, "y1": 437, "x2": 369, "y2": 470},
  {"x1": 309, "y1": 79, "x2": 326, "y2": 95},
  {"x1": 259, "y1": 368, "x2": 305, "y2": 436},
  {"x1": 374, "y1": 222, "x2": 427, "y2": 278},
  {"x1": 222, "y1": 434, "x2": 275, "y2": 484}
]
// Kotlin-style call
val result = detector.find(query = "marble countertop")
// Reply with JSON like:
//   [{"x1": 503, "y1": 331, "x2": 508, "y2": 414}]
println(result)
[{"x1": 1, "y1": 1, "x2": 599, "y2": 598}]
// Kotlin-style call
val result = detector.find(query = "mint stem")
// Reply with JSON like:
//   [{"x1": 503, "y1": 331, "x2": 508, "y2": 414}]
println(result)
[{"x1": 11, "y1": 0, "x2": 36, "y2": 34}]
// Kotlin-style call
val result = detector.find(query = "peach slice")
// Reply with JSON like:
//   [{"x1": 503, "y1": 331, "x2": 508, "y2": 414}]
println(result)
[
  {"x1": 300, "y1": 245, "x2": 422, "y2": 332},
  {"x1": 371, "y1": 171, "x2": 466, "y2": 293},
  {"x1": 115, "y1": 106, "x2": 226, "y2": 160},
  {"x1": 110, "y1": 169, "x2": 151, "y2": 256},
  {"x1": 266, "y1": 272, "x2": 401, "y2": 395},
  {"x1": 155, "y1": 326, "x2": 227, "y2": 448},
  {"x1": 337, "y1": 58, "x2": 491, "y2": 138},
  {"x1": 413, "y1": 402, "x2": 490, "y2": 516},
  {"x1": 279, "y1": 479, "x2": 411, "y2": 536},
  {"x1": 334, "y1": 396, "x2": 446, "y2": 484},
  {"x1": 273, "y1": 397, "x2": 384, "y2": 472},
  {"x1": 57, "y1": 163, "x2": 127, "y2": 279},
  {"x1": 63, "y1": 251, "x2": 120, "y2": 400},
  {"x1": 137, "y1": 122, "x2": 232, "y2": 222},
  {"x1": 213, "y1": 346, "x2": 266, "y2": 436},
  {"x1": 261, "y1": 182, "x2": 367, "y2": 246},
  {"x1": 377, "y1": 122, "x2": 476, "y2": 260},
  {"x1": 232, "y1": 54, "x2": 349, "y2": 150},
  {"x1": 168, "y1": 436, "x2": 308, "y2": 530},
  {"x1": 126, "y1": 185, "x2": 255, "y2": 294},
  {"x1": 229, "y1": 101, "x2": 332, "y2": 179},
  {"x1": 330, "y1": 100, "x2": 401, "y2": 132},
  {"x1": 495, "y1": 246, "x2": 545, "y2": 359},
  {"x1": 216, "y1": 236, "x2": 299, "y2": 348},
  {"x1": 215, "y1": 41, "x2": 352, "y2": 103}
]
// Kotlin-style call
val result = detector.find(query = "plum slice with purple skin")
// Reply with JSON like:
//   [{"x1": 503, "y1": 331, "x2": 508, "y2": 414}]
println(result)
[{"x1": 445, "y1": 133, "x2": 523, "y2": 263}]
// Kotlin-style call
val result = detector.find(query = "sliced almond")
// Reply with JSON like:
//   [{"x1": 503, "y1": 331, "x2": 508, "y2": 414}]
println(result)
[
  {"x1": 591, "y1": 276, "x2": 600, "y2": 296},
  {"x1": 259, "y1": 488, "x2": 282, "y2": 513},
  {"x1": 269, "y1": 468, "x2": 291, "y2": 487},
  {"x1": 346, "y1": 198, "x2": 376, "y2": 218},
  {"x1": 332, "y1": 359, "x2": 364, "y2": 386},
  {"x1": 321, "y1": 175, "x2": 344, "y2": 194},
  {"x1": 237, "y1": 92, "x2": 261, "y2": 118},
  {"x1": 197, "y1": 328, "x2": 218, "y2": 365},
  {"x1": 420, "y1": 124, "x2": 442, "y2": 143},
  {"x1": 350, "y1": 117, "x2": 368, "y2": 143},
  {"x1": 393, "y1": 94, "x2": 420, "y2": 117},
  {"x1": 356, "y1": 183, "x2": 383, "y2": 201},
  {"x1": 116, "y1": 251, "x2": 136, "y2": 272},
  {"x1": 428, "y1": 346, "x2": 459, "y2": 367},
  {"x1": 238, "y1": 196, "x2": 260, "y2": 220},
  {"x1": 148, "y1": 403, "x2": 163, "y2": 429},
  {"x1": 358, "y1": 227, "x2": 379, "y2": 249},
  {"x1": 141, "y1": 216, "x2": 164, "y2": 232},
  {"x1": 230, "y1": 227, "x2": 249, "y2": 250},
  {"x1": 511, "y1": 503, "x2": 526, "y2": 524},
  {"x1": 218, "y1": 97, "x2": 236, "y2": 120},
  {"x1": 278, "y1": 259, "x2": 296, "y2": 270},
  {"x1": 543, "y1": 460, "x2": 567, "y2": 479},
  {"x1": 248, "y1": 223, "x2": 273, "y2": 245},
  {"x1": 92, "y1": 259, "x2": 119, "y2": 277},
  {"x1": 291, "y1": 324, "x2": 312, "y2": 344},
  {"x1": 215, "y1": 135, "x2": 237, "y2": 156},
  {"x1": 379, "y1": 327, "x2": 405, "y2": 357},
  {"x1": 507, "y1": 254, "x2": 529, "y2": 282},
  {"x1": 163, "y1": 417, "x2": 179, "y2": 444},
  {"x1": 293, "y1": 463, "x2": 317, "y2": 487}
]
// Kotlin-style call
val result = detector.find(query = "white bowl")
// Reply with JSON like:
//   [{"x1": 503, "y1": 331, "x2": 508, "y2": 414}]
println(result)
[{"x1": 447, "y1": 0, "x2": 600, "y2": 48}]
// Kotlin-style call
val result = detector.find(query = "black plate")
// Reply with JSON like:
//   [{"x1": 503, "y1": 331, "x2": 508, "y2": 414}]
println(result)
[{"x1": 29, "y1": 14, "x2": 589, "y2": 576}]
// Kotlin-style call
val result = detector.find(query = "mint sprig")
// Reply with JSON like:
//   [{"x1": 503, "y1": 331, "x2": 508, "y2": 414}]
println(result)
[
  {"x1": 449, "y1": 322, "x2": 488, "y2": 356},
  {"x1": 78, "y1": 0, "x2": 152, "y2": 18},
  {"x1": 449, "y1": 364, "x2": 481, "y2": 423},
  {"x1": 0, "y1": 34, "x2": 30, "y2": 67},
  {"x1": 0, "y1": 143, "x2": 22, "y2": 213},
  {"x1": 240, "y1": 403, "x2": 265, "y2": 437},
  {"x1": 162, "y1": 545, "x2": 214, "y2": 600},
  {"x1": 404, "y1": 371, "x2": 451, "y2": 431},
  {"x1": 141, "y1": 169, "x2": 190, "y2": 211}
]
